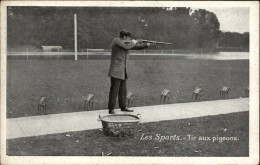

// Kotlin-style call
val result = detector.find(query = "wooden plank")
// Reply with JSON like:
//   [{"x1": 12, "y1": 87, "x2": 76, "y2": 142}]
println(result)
[
  {"x1": 193, "y1": 87, "x2": 202, "y2": 94},
  {"x1": 161, "y1": 89, "x2": 170, "y2": 96},
  {"x1": 86, "y1": 94, "x2": 94, "y2": 102},
  {"x1": 39, "y1": 97, "x2": 46, "y2": 105},
  {"x1": 127, "y1": 91, "x2": 134, "y2": 99},
  {"x1": 220, "y1": 86, "x2": 230, "y2": 92}
]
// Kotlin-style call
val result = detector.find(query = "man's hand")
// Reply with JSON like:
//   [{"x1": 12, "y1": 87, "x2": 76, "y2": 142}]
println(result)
[
  {"x1": 132, "y1": 39, "x2": 138, "y2": 44},
  {"x1": 147, "y1": 41, "x2": 156, "y2": 47}
]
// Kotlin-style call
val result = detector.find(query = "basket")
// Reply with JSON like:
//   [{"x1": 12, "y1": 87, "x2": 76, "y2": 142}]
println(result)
[{"x1": 97, "y1": 114, "x2": 141, "y2": 137}]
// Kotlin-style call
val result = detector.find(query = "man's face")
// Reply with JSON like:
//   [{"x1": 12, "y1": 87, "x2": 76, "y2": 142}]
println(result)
[{"x1": 123, "y1": 35, "x2": 131, "y2": 40}]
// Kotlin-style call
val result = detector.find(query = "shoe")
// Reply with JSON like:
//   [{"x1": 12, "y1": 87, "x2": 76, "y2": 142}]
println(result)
[
  {"x1": 109, "y1": 109, "x2": 115, "y2": 114},
  {"x1": 121, "y1": 108, "x2": 134, "y2": 112}
]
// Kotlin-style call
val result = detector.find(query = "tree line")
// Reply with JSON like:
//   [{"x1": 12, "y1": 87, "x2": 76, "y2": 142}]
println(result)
[{"x1": 7, "y1": 7, "x2": 249, "y2": 50}]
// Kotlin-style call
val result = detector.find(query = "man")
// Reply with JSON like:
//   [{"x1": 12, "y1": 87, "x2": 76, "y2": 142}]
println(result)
[{"x1": 108, "y1": 29, "x2": 153, "y2": 114}]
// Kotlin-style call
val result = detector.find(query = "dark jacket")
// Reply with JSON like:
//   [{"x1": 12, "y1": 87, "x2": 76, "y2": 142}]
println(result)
[{"x1": 108, "y1": 38, "x2": 148, "y2": 79}]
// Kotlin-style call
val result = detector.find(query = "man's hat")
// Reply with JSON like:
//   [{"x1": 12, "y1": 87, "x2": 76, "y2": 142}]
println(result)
[{"x1": 120, "y1": 29, "x2": 131, "y2": 37}]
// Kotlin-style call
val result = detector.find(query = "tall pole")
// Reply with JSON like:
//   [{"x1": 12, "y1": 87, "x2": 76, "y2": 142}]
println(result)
[{"x1": 74, "y1": 14, "x2": 78, "y2": 61}]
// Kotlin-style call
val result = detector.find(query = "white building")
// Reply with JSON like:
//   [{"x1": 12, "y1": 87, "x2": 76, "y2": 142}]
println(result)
[{"x1": 41, "y1": 46, "x2": 62, "y2": 52}]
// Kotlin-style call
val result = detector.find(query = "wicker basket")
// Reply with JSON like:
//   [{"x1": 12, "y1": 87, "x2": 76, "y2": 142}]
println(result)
[{"x1": 98, "y1": 114, "x2": 141, "y2": 137}]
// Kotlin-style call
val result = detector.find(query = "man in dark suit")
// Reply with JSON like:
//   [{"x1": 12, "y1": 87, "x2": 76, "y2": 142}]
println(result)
[{"x1": 108, "y1": 29, "x2": 153, "y2": 114}]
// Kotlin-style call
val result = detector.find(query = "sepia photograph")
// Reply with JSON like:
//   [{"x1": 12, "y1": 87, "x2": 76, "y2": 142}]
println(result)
[{"x1": 1, "y1": 1, "x2": 259, "y2": 165}]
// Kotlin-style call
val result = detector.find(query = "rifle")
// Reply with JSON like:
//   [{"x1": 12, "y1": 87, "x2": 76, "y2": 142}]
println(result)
[{"x1": 123, "y1": 39, "x2": 172, "y2": 45}]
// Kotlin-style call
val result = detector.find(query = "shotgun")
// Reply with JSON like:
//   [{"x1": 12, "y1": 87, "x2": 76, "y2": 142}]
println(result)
[
  {"x1": 123, "y1": 39, "x2": 172, "y2": 45},
  {"x1": 139, "y1": 39, "x2": 172, "y2": 45}
]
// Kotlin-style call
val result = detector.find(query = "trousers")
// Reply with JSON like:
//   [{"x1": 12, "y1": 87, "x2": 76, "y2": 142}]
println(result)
[{"x1": 108, "y1": 77, "x2": 127, "y2": 110}]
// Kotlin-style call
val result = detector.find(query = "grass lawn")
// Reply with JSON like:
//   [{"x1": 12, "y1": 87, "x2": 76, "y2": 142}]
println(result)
[
  {"x1": 7, "y1": 111, "x2": 249, "y2": 156},
  {"x1": 7, "y1": 59, "x2": 249, "y2": 118}
]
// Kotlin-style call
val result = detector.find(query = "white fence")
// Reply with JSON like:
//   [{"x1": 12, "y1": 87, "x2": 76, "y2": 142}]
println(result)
[{"x1": 7, "y1": 48, "x2": 213, "y2": 56}]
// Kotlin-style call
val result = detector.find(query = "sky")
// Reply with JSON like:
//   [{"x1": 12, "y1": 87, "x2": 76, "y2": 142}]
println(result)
[{"x1": 192, "y1": 7, "x2": 249, "y2": 33}]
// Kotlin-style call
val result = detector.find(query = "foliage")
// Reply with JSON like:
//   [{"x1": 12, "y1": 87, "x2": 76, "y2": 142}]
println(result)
[
  {"x1": 7, "y1": 7, "x2": 248, "y2": 50},
  {"x1": 219, "y1": 32, "x2": 249, "y2": 48},
  {"x1": 190, "y1": 9, "x2": 221, "y2": 48}
]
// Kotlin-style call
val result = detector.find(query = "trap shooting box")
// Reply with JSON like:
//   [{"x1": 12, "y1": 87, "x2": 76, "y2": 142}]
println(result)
[
  {"x1": 219, "y1": 86, "x2": 230, "y2": 98},
  {"x1": 83, "y1": 94, "x2": 94, "y2": 110},
  {"x1": 38, "y1": 97, "x2": 47, "y2": 113},
  {"x1": 161, "y1": 89, "x2": 171, "y2": 103},
  {"x1": 126, "y1": 91, "x2": 134, "y2": 107},
  {"x1": 192, "y1": 87, "x2": 203, "y2": 100}
]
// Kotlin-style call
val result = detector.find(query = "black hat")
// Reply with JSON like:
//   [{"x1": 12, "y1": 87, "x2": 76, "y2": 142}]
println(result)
[{"x1": 120, "y1": 29, "x2": 131, "y2": 38}]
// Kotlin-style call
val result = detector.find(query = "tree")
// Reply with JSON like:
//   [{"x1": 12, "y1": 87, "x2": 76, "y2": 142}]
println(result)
[
  {"x1": 219, "y1": 31, "x2": 249, "y2": 49},
  {"x1": 7, "y1": 7, "x2": 248, "y2": 50},
  {"x1": 191, "y1": 9, "x2": 220, "y2": 48}
]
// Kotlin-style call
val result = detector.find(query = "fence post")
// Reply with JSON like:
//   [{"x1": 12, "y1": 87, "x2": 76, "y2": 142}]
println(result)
[
  {"x1": 58, "y1": 48, "x2": 60, "y2": 60},
  {"x1": 87, "y1": 49, "x2": 88, "y2": 60},
  {"x1": 26, "y1": 48, "x2": 28, "y2": 60}
]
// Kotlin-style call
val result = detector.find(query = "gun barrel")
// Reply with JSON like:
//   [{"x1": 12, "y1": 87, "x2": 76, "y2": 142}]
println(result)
[{"x1": 155, "y1": 42, "x2": 172, "y2": 45}]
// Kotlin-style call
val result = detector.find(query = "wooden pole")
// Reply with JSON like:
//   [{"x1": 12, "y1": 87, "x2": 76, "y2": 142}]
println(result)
[
  {"x1": 26, "y1": 48, "x2": 28, "y2": 60},
  {"x1": 74, "y1": 14, "x2": 78, "y2": 61},
  {"x1": 87, "y1": 49, "x2": 88, "y2": 60}
]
